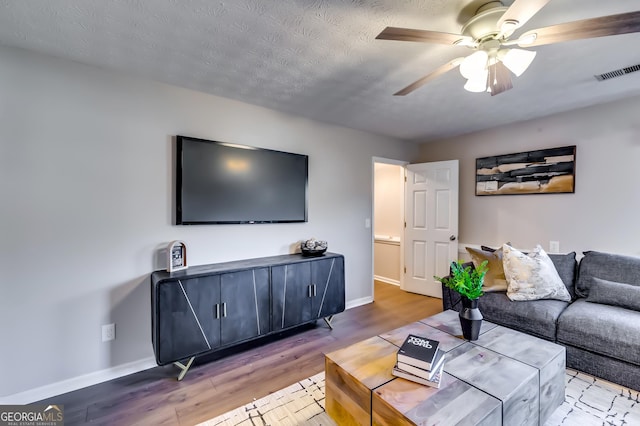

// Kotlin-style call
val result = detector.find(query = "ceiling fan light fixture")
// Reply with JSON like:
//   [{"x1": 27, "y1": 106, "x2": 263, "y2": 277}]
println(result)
[
  {"x1": 464, "y1": 69, "x2": 489, "y2": 92},
  {"x1": 459, "y1": 51, "x2": 488, "y2": 79},
  {"x1": 376, "y1": 3, "x2": 640, "y2": 97},
  {"x1": 499, "y1": 48, "x2": 536, "y2": 76}
]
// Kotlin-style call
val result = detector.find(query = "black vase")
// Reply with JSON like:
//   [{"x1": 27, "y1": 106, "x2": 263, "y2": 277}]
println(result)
[{"x1": 459, "y1": 297, "x2": 483, "y2": 341}]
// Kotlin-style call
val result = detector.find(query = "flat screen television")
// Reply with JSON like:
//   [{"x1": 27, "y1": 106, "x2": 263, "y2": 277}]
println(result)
[{"x1": 176, "y1": 135, "x2": 308, "y2": 224}]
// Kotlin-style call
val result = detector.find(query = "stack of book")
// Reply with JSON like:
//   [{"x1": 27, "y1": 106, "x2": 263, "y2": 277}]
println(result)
[{"x1": 392, "y1": 334, "x2": 446, "y2": 388}]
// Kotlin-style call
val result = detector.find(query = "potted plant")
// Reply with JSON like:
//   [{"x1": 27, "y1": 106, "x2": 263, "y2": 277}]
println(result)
[{"x1": 435, "y1": 260, "x2": 489, "y2": 341}]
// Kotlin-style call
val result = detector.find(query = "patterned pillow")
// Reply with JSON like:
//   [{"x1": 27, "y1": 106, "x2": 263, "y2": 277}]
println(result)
[
  {"x1": 503, "y1": 244, "x2": 571, "y2": 302},
  {"x1": 466, "y1": 247, "x2": 508, "y2": 292}
]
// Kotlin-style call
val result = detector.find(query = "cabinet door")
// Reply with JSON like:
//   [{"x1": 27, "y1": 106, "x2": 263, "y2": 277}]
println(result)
[
  {"x1": 311, "y1": 256, "x2": 346, "y2": 319},
  {"x1": 220, "y1": 267, "x2": 271, "y2": 346},
  {"x1": 157, "y1": 275, "x2": 220, "y2": 364},
  {"x1": 272, "y1": 262, "x2": 312, "y2": 331}
]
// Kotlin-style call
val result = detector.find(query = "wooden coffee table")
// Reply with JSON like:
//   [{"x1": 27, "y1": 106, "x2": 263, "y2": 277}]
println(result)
[{"x1": 325, "y1": 310, "x2": 565, "y2": 425}]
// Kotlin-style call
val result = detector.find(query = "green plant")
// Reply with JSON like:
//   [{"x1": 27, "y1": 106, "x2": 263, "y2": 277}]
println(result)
[{"x1": 434, "y1": 260, "x2": 489, "y2": 300}]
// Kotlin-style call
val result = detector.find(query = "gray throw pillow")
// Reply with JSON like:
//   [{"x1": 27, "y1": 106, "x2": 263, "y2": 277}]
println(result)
[
  {"x1": 547, "y1": 252, "x2": 577, "y2": 299},
  {"x1": 576, "y1": 251, "x2": 640, "y2": 297},
  {"x1": 586, "y1": 277, "x2": 640, "y2": 312}
]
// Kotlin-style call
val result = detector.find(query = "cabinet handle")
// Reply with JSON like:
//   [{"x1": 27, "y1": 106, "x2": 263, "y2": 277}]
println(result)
[
  {"x1": 313, "y1": 284, "x2": 317, "y2": 296},
  {"x1": 215, "y1": 303, "x2": 220, "y2": 319},
  {"x1": 308, "y1": 285, "x2": 312, "y2": 298},
  {"x1": 222, "y1": 302, "x2": 227, "y2": 318}
]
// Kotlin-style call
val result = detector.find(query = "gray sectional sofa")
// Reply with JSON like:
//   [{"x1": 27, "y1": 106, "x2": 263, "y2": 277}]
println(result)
[{"x1": 442, "y1": 250, "x2": 640, "y2": 391}]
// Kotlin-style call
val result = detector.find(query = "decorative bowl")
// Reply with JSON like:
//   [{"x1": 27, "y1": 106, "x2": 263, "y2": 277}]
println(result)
[
  {"x1": 301, "y1": 239, "x2": 328, "y2": 257},
  {"x1": 301, "y1": 247, "x2": 327, "y2": 257}
]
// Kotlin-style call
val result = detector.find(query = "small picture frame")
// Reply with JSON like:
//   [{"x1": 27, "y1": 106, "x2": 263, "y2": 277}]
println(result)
[{"x1": 167, "y1": 240, "x2": 188, "y2": 272}]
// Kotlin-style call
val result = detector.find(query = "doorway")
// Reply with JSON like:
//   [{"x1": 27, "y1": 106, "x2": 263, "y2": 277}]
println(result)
[
  {"x1": 373, "y1": 158, "x2": 406, "y2": 299},
  {"x1": 372, "y1": 158, "x2": 459, "y2": 300}
]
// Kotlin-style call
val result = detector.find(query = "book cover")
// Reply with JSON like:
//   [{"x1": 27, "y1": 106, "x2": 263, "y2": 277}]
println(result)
[
  {"x1": 392, "y1": 361, "x2": 444, "y2": 388},
  {"x1": 397, "y1": 334, "x2": 440, "y2": 370},
  {"x1": 397, "y1": 351, "x2": 446, "y2": 380}
]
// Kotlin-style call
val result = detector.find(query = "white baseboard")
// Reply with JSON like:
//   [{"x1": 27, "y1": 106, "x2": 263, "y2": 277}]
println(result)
[
  {"x1": 373, "y1": 275, "x2": 400, "y2": 286},
  {"x1": 0, "y1": 357, "x2": 157, "y2": 405},
  {"x1": 346, "y1": 296, "x2": 373, "y2": 310}
]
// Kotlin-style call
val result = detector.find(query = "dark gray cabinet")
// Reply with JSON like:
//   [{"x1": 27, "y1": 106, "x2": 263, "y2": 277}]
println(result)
[
  {"x1": 313, "y1": 256, "x2": 345, "y2": 319},
  {"x1": 154, "y1": 268, "x2": 270, "y2": 366},
  {"x1": 272, "y1": 256, "x2": 345, "y2": 331},
  {"x1": 151, "y1": 253, "x2": 345, "y2": 377},
  {"x1": 156, "y1": 275, "x2": 219, "y2": 365},
  {"x1": 272, "y1": 262, "x2": 312, "y2": 329},
  {"x1": 220, "y1": 268, "x2": 270, "y2": 346}
]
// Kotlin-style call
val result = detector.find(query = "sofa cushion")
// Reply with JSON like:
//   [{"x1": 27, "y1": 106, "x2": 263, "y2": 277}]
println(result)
[
  {"x1": 557, "y1": 299, "x2": 640, "y2": 366},
  {"x1": 576, "y1": 251, "x2": 640, "y2": 298},
  {"x1": 479, "y1": 291, "x2": 569, "y2": 341},
  {"x1": 503, "y1": 245, "x2": 571, "y2": 302},
  {"x1": 586, "y1": 277, "x2": 640, "y2": 312},
  {"x1": 547, "y1": 252, "x2": 577, "y2": 299},
  {"x1": 466, "y1": 247, "x2": 508, "y2": 292}
]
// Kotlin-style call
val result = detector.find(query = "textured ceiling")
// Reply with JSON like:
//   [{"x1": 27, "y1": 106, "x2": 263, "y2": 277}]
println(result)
[{"x1": 1, "y1": 0, "x2": 639, "y2": 142}]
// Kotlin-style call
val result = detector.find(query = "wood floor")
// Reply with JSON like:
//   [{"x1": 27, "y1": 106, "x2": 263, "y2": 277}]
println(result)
[{"x1": 38, "y1": 281, "x2": 442, "y2": 425}]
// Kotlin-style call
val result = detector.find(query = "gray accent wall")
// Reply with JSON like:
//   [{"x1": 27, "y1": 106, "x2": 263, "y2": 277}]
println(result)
[
  {"x1": 0, "y1": 45, "x2": 418, "y2": 398},
  {"x1": 418, "y1": 94, "x2": 640, "y2": 258}
]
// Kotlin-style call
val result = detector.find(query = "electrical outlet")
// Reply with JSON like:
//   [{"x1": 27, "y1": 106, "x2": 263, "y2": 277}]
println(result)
[
  {"x1": 549, "y1": 241, "x2": 560, "y2": 253},
  {"x1": 102, "y1": 323, "x2": 115, "y2": 342}
]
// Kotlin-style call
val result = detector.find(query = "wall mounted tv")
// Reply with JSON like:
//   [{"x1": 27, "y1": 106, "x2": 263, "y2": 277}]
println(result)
[{"x1": 176, "y1": 135, "x2": 308, "y2": 225}]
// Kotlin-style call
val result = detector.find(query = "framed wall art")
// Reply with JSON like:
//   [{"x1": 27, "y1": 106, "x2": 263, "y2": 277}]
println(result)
[{"x1": 476, "y1": 146, "x2": 576, "y2": 196}]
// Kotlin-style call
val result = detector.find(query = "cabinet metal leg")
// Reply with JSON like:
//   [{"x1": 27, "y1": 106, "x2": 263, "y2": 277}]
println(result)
[
  {"x1": 174, "y1": 357, "x2": 195, "y2": 381},
  {"x1": 323, "y1": 315, "x2": 335, "y2": 330}
]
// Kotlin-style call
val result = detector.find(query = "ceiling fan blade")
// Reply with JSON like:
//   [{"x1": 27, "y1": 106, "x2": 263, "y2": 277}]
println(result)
[
  {"x1": 376, "y1": 27, "x2": 471, "y2": 45},
  {"x1": 517, "y1": 10, "x2": 640, "y2": 47},
  {"x1": 394, "y1": 58, "x2": 464, "y2": 96},
  {"x1": 488, "y1": 61, "x2": 513, "y2": 96},
  {"x1": 497, "y1": 0, "x2": 552, "y2": 34}
]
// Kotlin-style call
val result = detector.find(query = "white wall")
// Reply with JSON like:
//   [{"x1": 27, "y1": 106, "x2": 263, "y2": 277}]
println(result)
[
  {"x1": 374, "y1": 163, "x2": 404, "y2": 239},
  {"x1": 419, "y1": 96, "x2": 640, "y2": 257},
  {"x1": 373, "y1": 163, "x2": 403, "y2": 284},
  {"x1": 0, "y1": 45, "x2": 419, "y2": 399}
]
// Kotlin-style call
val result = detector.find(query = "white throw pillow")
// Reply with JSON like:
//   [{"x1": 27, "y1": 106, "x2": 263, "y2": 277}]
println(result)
[{"x1": 503, "y1": 244, "x2": 571, "y2": 302}]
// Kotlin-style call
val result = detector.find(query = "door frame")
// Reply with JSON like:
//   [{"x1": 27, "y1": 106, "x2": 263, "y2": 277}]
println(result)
[{"x1": 371, "y1": 157, "x2": 408, "y2": 300}]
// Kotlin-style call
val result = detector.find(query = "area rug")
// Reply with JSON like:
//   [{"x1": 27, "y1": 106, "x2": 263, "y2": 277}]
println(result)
[{"x1": 198, "y1": 369, "x2": 639, "y2": 426}]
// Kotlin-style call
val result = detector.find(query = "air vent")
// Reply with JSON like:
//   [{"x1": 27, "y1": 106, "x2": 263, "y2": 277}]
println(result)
[{"x1": 595, "y1": 64, "x2": 640, "y2": 81}]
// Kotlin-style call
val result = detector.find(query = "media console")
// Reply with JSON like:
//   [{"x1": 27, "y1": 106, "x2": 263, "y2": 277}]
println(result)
[{"x1": 151, "y1": 253, "x2": 345, "y2": 379}]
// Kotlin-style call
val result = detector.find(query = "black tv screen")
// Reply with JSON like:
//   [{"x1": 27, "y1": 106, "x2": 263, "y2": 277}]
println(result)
[{"x1": 176, "y1": 136, "x2": 308, "y2": 224}]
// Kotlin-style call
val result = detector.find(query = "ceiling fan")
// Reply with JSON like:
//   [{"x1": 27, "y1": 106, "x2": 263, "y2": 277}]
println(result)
[{"x1": 376, "y1": 0, "x2": 640, "y2": 96}]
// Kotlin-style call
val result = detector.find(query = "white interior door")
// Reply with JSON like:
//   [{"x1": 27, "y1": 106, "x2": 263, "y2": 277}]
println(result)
[{"x1": 403, "y1": 160, "x2": 459, "y2": 297}]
